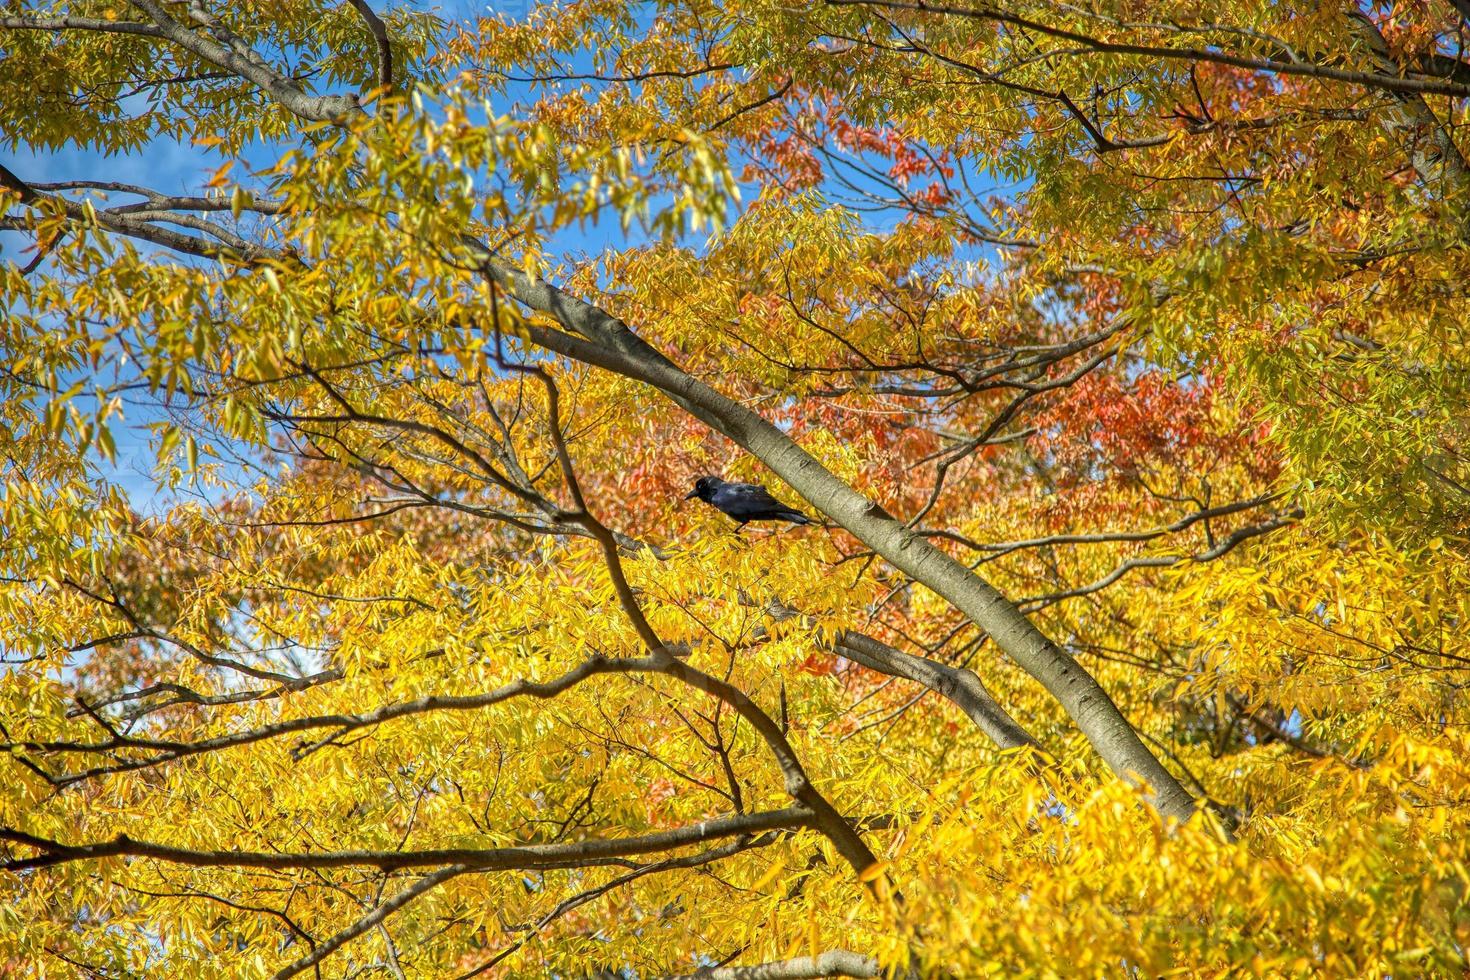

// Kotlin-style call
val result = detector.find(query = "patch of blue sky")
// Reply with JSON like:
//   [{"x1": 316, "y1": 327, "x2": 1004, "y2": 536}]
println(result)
[{"x1": 4, "y1": 1, "x2": 1019, "y2": 512}]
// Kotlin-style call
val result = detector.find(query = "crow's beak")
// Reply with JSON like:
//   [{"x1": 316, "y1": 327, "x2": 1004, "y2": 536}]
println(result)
[{"x1": 684, "y1": 490, "x2": 699, "y2": 500}]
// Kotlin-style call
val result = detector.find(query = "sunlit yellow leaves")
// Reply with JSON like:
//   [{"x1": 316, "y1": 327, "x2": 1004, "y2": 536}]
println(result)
[{"x1": 4, "y1": 0, "x2": 1470, "y2": 976}]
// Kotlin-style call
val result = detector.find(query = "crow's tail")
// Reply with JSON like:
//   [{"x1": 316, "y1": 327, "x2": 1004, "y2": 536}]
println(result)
[{"x1": 780, "y1": 511, "x2": 813, "y2": 525}]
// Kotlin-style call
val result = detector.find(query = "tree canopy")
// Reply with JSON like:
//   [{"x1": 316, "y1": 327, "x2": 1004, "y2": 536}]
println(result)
[{"x1": 1, "y1": 1, "x2": 1468, "y2": 976}]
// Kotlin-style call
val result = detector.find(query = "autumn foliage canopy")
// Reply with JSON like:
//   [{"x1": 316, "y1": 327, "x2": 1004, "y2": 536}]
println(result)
[{"x1": 2, "y1": 1, "x2": 1469, "y2": 976}]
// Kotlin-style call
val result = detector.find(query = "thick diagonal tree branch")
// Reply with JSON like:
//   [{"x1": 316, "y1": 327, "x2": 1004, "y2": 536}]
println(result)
[
  {"x1": 482, "y1": 268, "x2": 1206, "y2": 825},
  {"x1": 127, "y1": 0, "x2": 360, "y2": 121}
]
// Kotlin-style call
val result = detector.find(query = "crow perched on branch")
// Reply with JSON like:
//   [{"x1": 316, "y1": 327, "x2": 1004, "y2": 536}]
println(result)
[{"x1": 684, "y1": 476, "x2": 813, "y2": 531}]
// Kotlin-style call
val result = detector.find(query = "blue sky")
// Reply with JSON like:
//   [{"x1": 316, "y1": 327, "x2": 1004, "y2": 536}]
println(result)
[
  {"x1": 3, "y1": 0, "x2": 1002, "y2": 508},
  {"x1": 0, "y1": 1, "x2": 606, "y2": 505}
]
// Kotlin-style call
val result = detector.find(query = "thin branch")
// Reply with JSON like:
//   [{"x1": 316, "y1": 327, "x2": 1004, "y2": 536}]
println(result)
[
  {"x1": 828, "y1": 0, "x2": 1470, "y2": 99},
  {"x1": 345, "y1": 0, "x2": 393, "y2": 92},
  {"x1": 1019, "y1": 509, "x2": 1304, "y2": 612},
  {"x1": 455, "y1": 834, "x2": 785, "y2": 979},
  {"x1": 271, "y1": 865, "x2": 463, "y2": 980},
  {"x1": 0, "y1": 807, "x2": 815, "y2": 874},
  {"x1": 9, "y1": 653, "x2": 656, "y2": 787}
]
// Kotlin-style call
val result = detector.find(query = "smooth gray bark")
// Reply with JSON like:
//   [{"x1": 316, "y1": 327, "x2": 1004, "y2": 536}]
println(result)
[
  {"x1": 663, "y1": 950, "x2": 880, "y2": 979},
  {"x1": 486, "y1": 264, "x2": 1204, "y2": 825},
  {"x1": 128, "y1": 0, "x2": 360, "y2": 122},
  {"x1": 759, "y1": 601, "x2": 1039, "y2": 752},
  {"x1": 834, "y1": 631, "x2": 1038, "y2": 752}
]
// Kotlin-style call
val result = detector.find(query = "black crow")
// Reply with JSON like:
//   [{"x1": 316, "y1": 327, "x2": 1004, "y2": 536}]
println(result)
[{"x1": 684, "y1": 476, "x2": 813, "y2": 531}]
